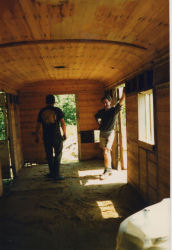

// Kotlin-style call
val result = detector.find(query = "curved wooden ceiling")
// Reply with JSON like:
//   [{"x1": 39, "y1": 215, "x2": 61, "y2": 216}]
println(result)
[{"x1": 0, "y1": 0, "x2": 169, "y2": 92}]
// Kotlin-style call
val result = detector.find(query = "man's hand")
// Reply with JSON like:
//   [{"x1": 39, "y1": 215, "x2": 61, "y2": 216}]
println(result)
[
  {"x1": 63, "y1": 134, "x2": 67, "y2": 141},
  {"x1": 60, "y1": 118, "x2": 67, "y2": 141}
]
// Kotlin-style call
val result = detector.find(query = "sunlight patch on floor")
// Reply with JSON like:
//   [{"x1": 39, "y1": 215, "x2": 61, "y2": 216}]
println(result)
[
  {"x1": 78, "y1": 169, "x2": 127, "y2": 186},
  {"x1": 97, "y1": 200, "x2": 120, "y2": 219},
  {"x1": 78, "y1": 169, "x2": 103, "y2": 177}
]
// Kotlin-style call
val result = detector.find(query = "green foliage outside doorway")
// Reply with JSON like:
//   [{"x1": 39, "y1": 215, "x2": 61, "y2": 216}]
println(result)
[
  {"x1": 54, "y1": 94, "x2": 78, "y2": 163},
  {"x1": 55, "y1": 94, "x2": 76, "y2": 125}
]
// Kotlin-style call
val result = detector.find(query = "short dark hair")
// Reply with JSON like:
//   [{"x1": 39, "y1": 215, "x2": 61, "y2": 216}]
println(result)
[
  {"x1": 46, "y1": 94, "x2": 55, "y2": 104},
  {"x1": 101, "y1": 95, "x2": 112, "y2": 102}
]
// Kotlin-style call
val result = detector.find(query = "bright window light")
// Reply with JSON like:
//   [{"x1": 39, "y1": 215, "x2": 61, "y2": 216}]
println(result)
[
  {"x1": 94, "y1": 130, "x2": 100, "y2": 142},
  {"x1": 138, "y1": 89, "x2": 155, "y2": 145},
  {"x1": 97, "y1": 200, "x2": 120, "y2": 219}
]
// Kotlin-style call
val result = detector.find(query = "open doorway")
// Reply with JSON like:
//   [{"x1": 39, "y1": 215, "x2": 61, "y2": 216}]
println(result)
[{"x1": 54, "y1": 94, "x2": 79, "y2": 163}]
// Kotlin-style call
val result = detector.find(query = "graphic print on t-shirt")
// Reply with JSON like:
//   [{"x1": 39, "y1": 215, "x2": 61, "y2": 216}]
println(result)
[{"x1": 41, "y1": 109, "x2": 57, "y2": 124}]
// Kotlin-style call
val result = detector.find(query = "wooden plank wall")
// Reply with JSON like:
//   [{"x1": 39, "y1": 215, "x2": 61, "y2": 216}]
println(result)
[
  {"x1": 126, "y1": 94, "x2": 139, "y2": 187},
  {"x1": 78, "y1": 92, "x2": 103, "y2": 160},
  {"x1": 8, "y1": 96, "x2": 24, "y2": 174},
  {"x1": 154, "y1": 65, "x2": 170, "y2": 200},
  {"x1": 126, "y1": 61, "x2": 170, "y2": 204},
  {"x1": 19, "y1": 80, "x2": 104, "y2": 163}
]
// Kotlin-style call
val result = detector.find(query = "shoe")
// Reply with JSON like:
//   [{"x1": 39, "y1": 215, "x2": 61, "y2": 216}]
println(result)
[
  {"x1": 100, "y1": 169, "x2": 112, "y2": 180},
  {"x1": 44, "y1": 173, "x2": 53, "y2": 178},
  {"x1": 54, "y1": 176, "x2": 65, "y2": 181}
]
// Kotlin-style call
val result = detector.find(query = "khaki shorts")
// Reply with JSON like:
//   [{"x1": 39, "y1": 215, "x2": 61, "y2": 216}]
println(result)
[{"x1": 99, "y1": 130, "x2": 115, "y2": 150}]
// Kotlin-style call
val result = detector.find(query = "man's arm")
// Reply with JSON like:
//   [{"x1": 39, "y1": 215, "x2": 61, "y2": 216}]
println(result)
[
  {"x1": 95, "y1": 118, "x2": 101, "y2": 128},
  {"x1": 119, "y1": 87, "x2": 125, "y2": 106},
  {"x1": 60, "y1": 118, "x2": 67, "y2": 140},
  {"x1": 95, "y1": 111, "x2": 102, "y2": 129}
]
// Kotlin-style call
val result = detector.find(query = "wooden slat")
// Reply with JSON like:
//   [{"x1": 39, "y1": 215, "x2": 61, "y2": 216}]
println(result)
[
  {"x1": 148, "y1": 186, "x2": 158, "y2": 204},
  {"x1": 8, "y1": 99, "x2": 24, "y2": 174},
  {"x1": 156, "y1": 85, "x2": 170, "y2": 199},
  {"x1": 148, "y1": 151, "x2": 157, "y2": 163},
  {"x1": 148, "y1": 161, "x2": 157, "y2": 189}
]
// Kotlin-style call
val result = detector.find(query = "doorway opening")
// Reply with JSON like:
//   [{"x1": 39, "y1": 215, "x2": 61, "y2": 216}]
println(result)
[{"x1": 54, "y1": 94, "x2": 79, "y2": 163}]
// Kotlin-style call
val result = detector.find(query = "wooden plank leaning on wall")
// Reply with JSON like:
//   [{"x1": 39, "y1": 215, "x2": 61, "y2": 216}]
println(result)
[{"x1": 7, "y1": 94, "x2": 24, "y2": 175}]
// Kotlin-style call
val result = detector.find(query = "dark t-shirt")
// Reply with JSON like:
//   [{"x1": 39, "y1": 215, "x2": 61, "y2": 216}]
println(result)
[
  {"x1": 38, "y1": 105, "x2": 64, "y2": 139},
  {"x1": 95, "y1": 102, "x2": 121, "y2": 132}
]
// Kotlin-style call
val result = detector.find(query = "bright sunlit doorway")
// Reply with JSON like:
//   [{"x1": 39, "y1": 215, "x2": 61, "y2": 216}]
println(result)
[{"x1": 54, "y1": 94, "x2": 79, "y2": 163}]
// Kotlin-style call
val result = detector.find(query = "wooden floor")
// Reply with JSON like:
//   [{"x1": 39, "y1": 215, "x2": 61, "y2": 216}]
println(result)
[{"x1": 0, "y1": 160, "x2": 145, "y2": 250}]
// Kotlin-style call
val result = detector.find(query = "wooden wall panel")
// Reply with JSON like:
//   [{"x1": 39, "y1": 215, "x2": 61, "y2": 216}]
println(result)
[
  {"x1": 126, "y1": 94, "x2": 139, "y2": 186},
  {"x1": 8, "y1": 99, "x2": 24, "y2": 174},
  {"x1": 148, "y1": 161, "x2": 158, "y2": 189},
  {"x1": 148, "y1": 186, "x2": 158, "y2": 204},
  {"x1": 78, "y1": 92, "x2": 103, "y2": 131},
  {"x1": 126, "y1": 62, "x2": 170, "y2": 204},
  {"x1": 127, "y1": 163, "x2": 139, "y2": 185},
  {"x1": 139, "y1": 148, "x2": 147, "y2": 199},
  {"x1": 81, "y1": 143, "x2": 102, "y2": 160},
  {"x1": 156, "y1": 85, "x2": 170, "y2": 200},
  {"x1": 19, "y1": 80, "x2": 104, "y2": 163},
  {"x1": 148, "y1": 151, "x2": 157, "y2": 163}
]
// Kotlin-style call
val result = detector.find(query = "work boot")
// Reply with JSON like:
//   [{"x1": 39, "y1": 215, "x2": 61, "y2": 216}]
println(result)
[
  {"x1": 44, "y1": 173, "x2": 53, "y2": 178},
  {"x1": 54, "y1": 176, "x2": 65, "y2": 181},
  {"x1": 100, "y1": 169, "x2": 112, "y2": 180}
]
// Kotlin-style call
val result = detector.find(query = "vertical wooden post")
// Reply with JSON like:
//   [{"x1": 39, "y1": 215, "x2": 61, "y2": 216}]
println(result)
[
  {"x1": 118, "y1": 88, "x2": 124, "y2": 170},
  {"x1": 112, "y1": 88, "x2": 119, "y2": 169},
  {"x1": 75, "y1": 94, "x2": 81, "y2": 161}
]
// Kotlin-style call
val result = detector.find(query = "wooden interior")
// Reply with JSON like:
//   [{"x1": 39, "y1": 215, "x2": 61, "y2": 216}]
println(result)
[
  {"x1": 126, "y1": 62, "x2": 170, "y2": 203},
  {"x1": 19, "y1": 80, "x2": 104, "y2": 162},
  {"x1": 0, "y1": 0, "x2": 169, "y2": 204}
]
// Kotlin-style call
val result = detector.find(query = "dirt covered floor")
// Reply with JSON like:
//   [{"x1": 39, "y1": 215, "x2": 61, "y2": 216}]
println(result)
[{"x1": 0, "y1": 160, "x2": 146, "y2": 250}]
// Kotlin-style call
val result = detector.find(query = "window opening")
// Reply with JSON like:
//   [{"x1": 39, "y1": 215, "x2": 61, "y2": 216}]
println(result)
[
  {"x1": 138, "y1": 89, "x2": 155, "y2": 145},
  {"x1": 94, "y1": 130, "x2": 100, "y2": 143}
]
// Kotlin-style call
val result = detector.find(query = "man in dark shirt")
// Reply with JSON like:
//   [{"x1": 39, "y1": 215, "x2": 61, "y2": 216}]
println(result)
[
  {"x1": 35, "y1": 94, "x2": 67, "y2": 181},
  {"x1": 95, "y1": 88, "x2": 125, "y2": 180}
]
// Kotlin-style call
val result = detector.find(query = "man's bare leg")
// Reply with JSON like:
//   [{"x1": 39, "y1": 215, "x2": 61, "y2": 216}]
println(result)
[
  {"x1": 104, "y1": 148, "x2": 111, "y2": 168},
  {"x1": 100, "y1": 148, "x2": 113, "y2": 180}
]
